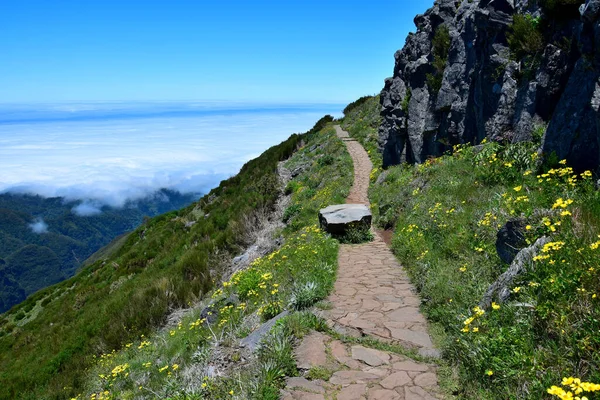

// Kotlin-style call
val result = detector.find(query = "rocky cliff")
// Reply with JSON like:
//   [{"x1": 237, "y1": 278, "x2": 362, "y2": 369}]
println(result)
[{"x1": 379, "y1": 0, "x2": 600, "y2": 172}]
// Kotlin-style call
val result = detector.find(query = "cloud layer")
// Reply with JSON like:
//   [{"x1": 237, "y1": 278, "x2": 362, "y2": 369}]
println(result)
[{"x1": 0, "y1": 103, "x2": 341, "y2": 207}]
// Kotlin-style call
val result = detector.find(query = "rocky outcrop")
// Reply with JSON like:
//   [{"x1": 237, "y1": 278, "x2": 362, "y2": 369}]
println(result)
[
  {"x1": 318, "y1": 204, "x2": 372, "y2": 235},
  {"x1": 379, "y1": 0, "x2": 600, "y2": 171}
]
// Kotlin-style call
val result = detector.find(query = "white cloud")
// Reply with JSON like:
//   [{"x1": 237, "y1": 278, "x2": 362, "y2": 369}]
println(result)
[
  {"x1": 72, "y1": 202, "x2": 103, "y2": 216},
  {"x1": 29, "y1": 219, "x2": 48, "y2": 234}
]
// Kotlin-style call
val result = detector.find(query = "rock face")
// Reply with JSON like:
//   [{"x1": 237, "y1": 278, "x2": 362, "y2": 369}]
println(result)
[
  {"x1": 496, "y1": 219, "x2": 527, "y2": 264},
  {"x1": 379, "y1": 0, "x2": 600, "y2": 172},
  {"x1": 318, "y1": 204, "x2": 372, "y2": 235}
]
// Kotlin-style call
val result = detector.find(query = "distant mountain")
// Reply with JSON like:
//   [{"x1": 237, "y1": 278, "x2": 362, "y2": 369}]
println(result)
[{"x1": 0, "y1": 189, "x2": 198, "y2": 312}]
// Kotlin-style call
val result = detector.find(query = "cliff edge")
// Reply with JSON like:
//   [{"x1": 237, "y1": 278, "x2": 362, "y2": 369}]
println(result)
[{"x1": 379, "y1": 0, "x2": 600, "y2": 172}]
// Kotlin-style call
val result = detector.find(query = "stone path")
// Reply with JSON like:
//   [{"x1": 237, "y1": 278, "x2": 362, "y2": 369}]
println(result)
[
  {"x1": 282, "y1": 126, "x2": 441, "y2": 400},
  {"x1": 282, "y1": 332, "x2": 439, "y2": 400}
]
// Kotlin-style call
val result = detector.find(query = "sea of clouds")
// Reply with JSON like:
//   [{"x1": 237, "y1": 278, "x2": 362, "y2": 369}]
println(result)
[{"x1": 0, "y1": 101, "x2": 343, "y2": 210}]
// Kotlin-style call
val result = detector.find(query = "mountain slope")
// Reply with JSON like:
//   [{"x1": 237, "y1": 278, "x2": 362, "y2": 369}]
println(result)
[
  {"x1": 0, "y1": 116, "x2": 340, "y2": 399},
  {"x1": 0, "y1": 189, "x2": 197, "y2": 312}
]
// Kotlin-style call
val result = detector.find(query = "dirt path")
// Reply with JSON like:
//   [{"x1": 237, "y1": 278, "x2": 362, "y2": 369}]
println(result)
[{"x1": 282, "y1": 127, "x2": 441, "y2": 400}]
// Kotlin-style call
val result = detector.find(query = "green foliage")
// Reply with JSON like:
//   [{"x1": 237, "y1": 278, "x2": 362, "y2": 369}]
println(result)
[
  {"x1": 289, "y1": 281, "x2": 320, "y2": 310},
  {"x1": 401, "y1": 88, "x2": 411, "y2": 113},
  {"x1": 426, "y1": 25, "x2": 451, "y2": 93},
  {"x1": 338, "y1": 226, "x2": 374, "y2": 244},
  {"x1": 343, "y1": 96, "x2": 373, "y2": 116},
  {"x1": 307, "y1": 365, "x2": 333, "y2": 381},
  {"x1": 282, "y1": 204, "x2": 302, "y2": 223},
  {"x1": 340, "y1": 95, "x2": 382, "y2": 167},
  {"x1": 508, "y1": 14, "x2": 543, "y2": 61}
]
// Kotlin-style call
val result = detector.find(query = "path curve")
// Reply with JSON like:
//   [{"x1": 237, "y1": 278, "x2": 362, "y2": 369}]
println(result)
[{"x1": 282, "y1": 127, "x2": 441, "y2": 400}]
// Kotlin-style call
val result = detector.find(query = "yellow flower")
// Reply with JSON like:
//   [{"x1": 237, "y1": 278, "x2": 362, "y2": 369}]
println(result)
[
  {"x1": 525, "y1": 225, "x2": 532, "y2": 230},
  {"x1": 486, "y1": 370, "x2": 493, "y2": 376},
  {"x1": 512, "y1": 287, "x2": 521, "y2": 293},
  {"x1": 513, "y1": 185, "x2": 522, "y2": 192},
  {"x1": 472, "y1": 327, "x2": 479, "y2": 332},
  {"x1": 492, "y1": 302, "x2": 500, "y2": 310}
]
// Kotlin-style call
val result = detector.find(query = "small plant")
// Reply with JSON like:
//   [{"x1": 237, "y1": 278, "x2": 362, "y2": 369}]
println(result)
[
  {"x1": 191, "y1": 346, "x2": 211, "y2": 365},
  {"x1": 426, "y1": 25, "x2": 451, "y2": 92},
  {"x1": 317, "y1": 154, "x2": 335, "y2": 166},
  {"x1": 282, "y1": 204, "x2": 302, "y2": 223},
  {"x1": 507, "y1": 14, "x2": 543, "y2": 61},
  {"x1": 258, "y1": 300, "x2": 283, "y2": 321},
  {"x1": 307, "y1": 366, "x2": 333, "y2": 381},
  {"x1": 401, "y1": 88, "x2": 411, "y2": 113},
  {"x1": 338, "y1": 226, "x2": 374, "y2": 244},
  {"x1": 289, "y1": 281, "x2": 320, "y2": 310}
]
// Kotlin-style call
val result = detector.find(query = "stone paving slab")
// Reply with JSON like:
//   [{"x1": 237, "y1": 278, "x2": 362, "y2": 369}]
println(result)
[{"x1": 281, "y1": 338, "x2": 441, "y2": 399}]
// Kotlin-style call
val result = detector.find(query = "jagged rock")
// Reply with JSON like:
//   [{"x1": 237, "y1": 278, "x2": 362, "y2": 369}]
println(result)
[
  {"x1": 318, "y1": 204, "x2": 372, "y2": 235},
  {"x1": 542, "y1": 59, "x2": 600, "y2": 172},
  {"x1": 480, "y1": 236, "x2": 551, "y2": 309},
  {"x1": 496, "y1": 219, "x2": 527, "y2": 264},
  {"x1": 239, "y1": 310, "x2": 288, "y2": 351},
  {"x1": 581, "y1": 0, "x2": 600, "y2": 22},
  {"x1": 291, "y1": 164, "x2": 309, "y2": 178},
  {"x1": 379, "y1": 0, "x2": 600, "y2": 172}
]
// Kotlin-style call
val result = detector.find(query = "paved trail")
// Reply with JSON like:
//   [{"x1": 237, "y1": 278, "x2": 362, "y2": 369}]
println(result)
[{"x1": 282, "y1": 127, "x2": 441, "y2": 400}]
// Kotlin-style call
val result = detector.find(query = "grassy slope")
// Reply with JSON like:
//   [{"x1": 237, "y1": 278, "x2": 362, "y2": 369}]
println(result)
[
  {"x1": 0, "y1": 117, "x2": 344, "y2": 400},
  {"x1": 68, "y1": 124, "x2": 353, "y2": 399},
  {"x1": 343, "y1": 98, "x2": 600, "y2": 399}
]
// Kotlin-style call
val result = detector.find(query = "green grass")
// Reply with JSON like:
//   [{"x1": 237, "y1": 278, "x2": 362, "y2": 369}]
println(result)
[{"x1": 340, "y1": 94, "x2": 382, "y2": 169}]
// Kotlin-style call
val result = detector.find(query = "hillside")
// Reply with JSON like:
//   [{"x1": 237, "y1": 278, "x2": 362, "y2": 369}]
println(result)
[
  {"x1": 0, "y1": 189, "x2": 197, "y2": 313},
  {"x1": 0, "y1": 116, "x2": 352, "y2": 399}
]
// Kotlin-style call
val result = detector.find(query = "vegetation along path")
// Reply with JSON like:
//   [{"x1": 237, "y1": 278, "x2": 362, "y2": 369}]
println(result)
[{"x1": 282, "y1": 126, "x2": 442, "y2": 400}]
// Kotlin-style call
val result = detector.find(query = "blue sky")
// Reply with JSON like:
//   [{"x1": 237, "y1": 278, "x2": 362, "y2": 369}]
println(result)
[{"x1": 0, "y1": 0, "x2": 434, "y2": 103}]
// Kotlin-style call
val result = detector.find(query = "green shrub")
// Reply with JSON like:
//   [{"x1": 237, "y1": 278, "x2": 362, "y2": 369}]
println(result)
[
  {"x1": 289, "y1": 281, "x2": 320, "y2": 310},
  {"x1": 426, "y1": 25, "x2": 451, "y2": 92},
  {"x1": 401, "y1": 88, "x2": 411, "y2": 113},
  {"x1": 282, "y1": 204, "x2": 302, "y2": 223},
  {"x1": 338, "y1": 226, "x2": 374, "y2": 244},
  {"x1": 508, "y1": 14, "x2": 543, "y2": 60},
  {"x1": 317, "y1": 154, "x2": 335, "y2": 166}
]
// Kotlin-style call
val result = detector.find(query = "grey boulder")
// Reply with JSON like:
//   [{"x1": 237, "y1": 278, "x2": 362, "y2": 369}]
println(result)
[{"x1": 319, "y1": 204, "x2": 372, "y2": 235}]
